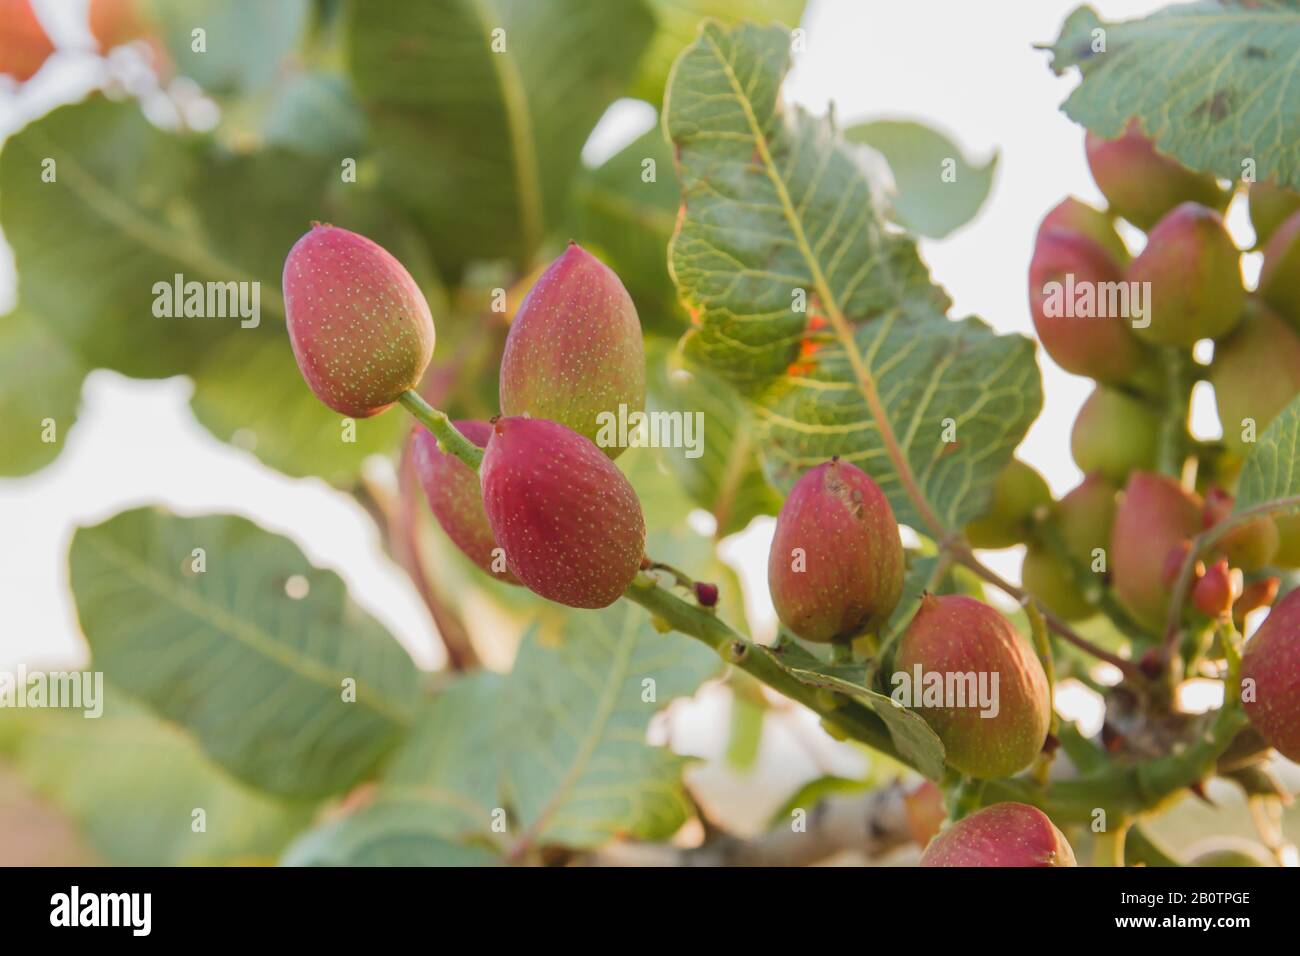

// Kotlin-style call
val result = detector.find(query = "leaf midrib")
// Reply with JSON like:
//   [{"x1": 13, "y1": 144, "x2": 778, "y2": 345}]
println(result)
[{"x1": 82, "y1": 533, "x2": 411, "y2": 727}]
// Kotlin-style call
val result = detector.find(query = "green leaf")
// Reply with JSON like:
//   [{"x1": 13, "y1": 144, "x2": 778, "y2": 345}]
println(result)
[
  {"x1": 631, "y1": 0, "x2": 806, "y2": 106},
  {"x1": 0, "y1": 310, "x2": 85, "y2": 477},
  {"x1": 845, "y1": 120, "x2": 997, "y2": 239},
  {"x1": 149, "y1": 0, "x2": 310, "y2": 97},
  {"x1": 646, "y1": 346, "x2": 782, "y2": 537},
  {"x1": 766, "y1": 774, "x2": 870, "y2": 828},
  {"x1": 571, "y1": 128, "x2": 685, "y2": 335},
  {"x1": 1045, "y1": 2, "x2": 1300, "y2": 189},
  {"x1": 0, "y1": 98, "x2": 253, "y2": 377},
  {"x1": 381, "y1": 672, "x2": 506, "y2": 842},
  {"x1": 501, "y1": 603, "x2": 720, "y2": 850},
  {"x1": 69, "y1": 508, "x2": 421, "y2": 799},
  {"x1": 261, "y1": 70, "x2": 367, "y2": 157},
  {"x1": 664, "y1": 23, "x2": 1041, "y2": 530},
  {"x1": 0, "y1": 694, "x2": 313, "y2": 866},
  {"x1": 1236, "y1": 392, "x2": 1300, "y2": 513},
  {"x1": 280, "y1": 798, "x2": 499, "y2": 866},
  {"x1": 345, "y1": 0, "x2": 656, "y2": 274}
]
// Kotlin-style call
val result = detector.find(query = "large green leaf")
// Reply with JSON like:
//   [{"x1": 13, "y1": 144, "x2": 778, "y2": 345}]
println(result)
[
  {"x1": 1045, "y1": 2, "x2": 1300, "y2": 190},
  {"x1": 69, "y1": 508, "x2": 421, "y2": 799},
  {"x1": 571, "y1": 128, "x2": 686, "y2": 334},
  {"x1": 281, "y1": 798, "x2": 499, "y2": 866},
  {"x1": 631, "y1": 0, "x2": 806, "y2": 105},
  {"x1": 845, "y1": 120, "x2": 997, "y2": 239},
  {"x1": 1236, "y1": 392, "x2": 1300, "y2": 513},
  {"x1": 0, "y1": 98, "x2": 250, "y2": 377},
  {"x1": 0, "y1": 694, "x2": 313, "y2": 866},
  {"x1": 501, "y1": 603, "x2": 719, "y2": 850},
  {"x1": 148, "y1": 0, "x2": 310, "y2": 97},
  {"x1": 346, "y1": 0, "x2": 656, "y2": 274},
  {"x1": 0, "y1": 310, "x2": 85, "y2": 477},
  {"x1": 664, "y1": 22, "x2": 1041, "y2": 530}
]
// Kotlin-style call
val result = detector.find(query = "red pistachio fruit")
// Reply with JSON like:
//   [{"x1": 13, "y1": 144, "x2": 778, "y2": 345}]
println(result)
[
  {"x1": 283, "y1": 223, "x2": 435, "y2": 418},
  {"x1": 1241, "y1": 588, "x2": 1300, "y2": 761},
  {"x1": 920, "y1": 802, "x2": 1076, "y2": 867}
]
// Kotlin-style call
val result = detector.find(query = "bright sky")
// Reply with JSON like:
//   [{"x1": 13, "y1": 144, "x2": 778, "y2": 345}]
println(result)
[{"x1": 3, "y1": 0, "x2": 1230, "y2": 680}]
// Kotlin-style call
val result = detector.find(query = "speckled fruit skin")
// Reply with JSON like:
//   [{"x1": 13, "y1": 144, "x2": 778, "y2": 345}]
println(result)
[
  {"x1": 1057, "y1": 473, "x2": 1118, "y2": 567},
  {"x1": 1242, "y1": 588, "x2": 1300, "y2": 762},
  {"x1": 1028, "y1": 229, "x2": 1147, "y2": 383},
  {"x1": 499, "y1": 243, "x2": 646, "y2": 458},
  {"x1": 1085, "y1": 121, "x2": 1225, "y2": 231},
  {"x1": 411, "y1": 420, "x2": 518, "y2": 585},
  {"x1": 0, "y1": 0, "x2": 55, "y2": 81},
  {"x1": 1037, "y1": 196, "x2": 1130, "y2": 265},
  {"x1": 1250, "y1": 181, "x2": 1300, "y2": 248},
  {"x1": 920, "y1": 803, "x2": 1076, "y2": 867},
  {"x1": 480, "y1": 416, "x2": 645, "y2": 609},
  {"x1": 1022, "y1": 545, "x2": 1092, "y2": 621},
  {"x1": 896, "y1": 595, "x2": 1051, "y2": 779},
  {"x1": 1210, "y1": 302, "x2": 1300, "y2": 454},
  {"x1": 1111, "y1": 473, "x2": 1203, "y2": 631},
  {"x1": 767, "y1": 459, "x2": 904, "y2": 643},
  {"x1": 965, "y1": 458, "x2": 1051, "y2": 550},
  {"x1": 1126, "y1": 202, "x2": 1244, "y2": 347},
  {"x1": 1258, "y1": 210, "x2": 1300, "y2": 331},
  {"x1": 283, "y1": 224, "x2": 435, "y2": 418},
  {"x1": 1070, "y1": 387, "x2": 1160, "y2": 481}
]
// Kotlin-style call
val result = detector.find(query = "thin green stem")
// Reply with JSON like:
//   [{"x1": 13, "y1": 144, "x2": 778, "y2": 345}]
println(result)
[
  {"x1": 1156, "y1": 348, "x2": 1194, "y2": 478},
  {"x1": 398, "y1": 390, "x2": 484, "y2": 470}
]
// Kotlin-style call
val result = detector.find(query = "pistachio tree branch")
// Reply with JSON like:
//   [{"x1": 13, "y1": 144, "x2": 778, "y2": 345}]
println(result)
[
  {"x1": 398, "y1": 390, "x2": 484, "y2": 469},
  {"x1": 1156, "y1": 348, "x2": 1195, "y2": 478},
  {"x1": 1160, "y1": 494, "x2": 1300, "y2": 662}
]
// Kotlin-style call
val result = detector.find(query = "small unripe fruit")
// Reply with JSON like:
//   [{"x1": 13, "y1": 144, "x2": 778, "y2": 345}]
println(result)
[
  {"x1": 411, "y1": 421, "x2": 517, "y2": 585},
  {"x1": 767, "y1": 459, "x2": 904, "y2": 642},
  {"x1": 1192, "y1": 559, "x2": 1235, "y2": 619},
  {"x1": 499, "y1": 243, "x2": 646, "y2": 457},
  {"x1": 896, "y1": 595, "x2": 1050, "y2": 779},
  {"x1": 964, "y1": 458, "x2": 1051, "y2": 549},
  {"x1": 1028, "y1": 229, "x2": 1147, "y2": 383},
  {"x1": 480, "y1": 417, "x2": 645, "y2": 609},
  {"x1": 0, "y1": 0, "x2": 54, "y2": 81},
  {"x1": 1257, "y1": 210, "x2": 1300, "y2": 330},
  {"x1": 1022, "y1": 545, "x2": 1092, "y2": 621},
  {"x1": 1070, "y1": 387, "x2": 1160, "y2": 481},
  {"x1": 283, "y1": 223, "x2": 435, "y2": 418},
  {"x1": 1126, "y1": 203, "x2": 1244, "y2": 347},
  {"x1": 1112, "y1": 473, "x2": 1203, "y2": 630},
  {"x1": 1057, "y1": 473, "x2": 1118, "y2": 567},
  {"x1": 1202, "y1": 487, "x2": 1278, "y2": 572},
  {"x1": 1037, "y1": 196, "x2": 1129, "y2": 266},
  {"x1": 1250, "y1": 181, "x2": 1300, "y2": 248},
  {"x1": 1241, "y1": 588, "x2": 1300, "y2": 761},
  {"x1": 919, "y1": 802, "x2": 1076, "y2": 867},
  {"x1": 1210, "y1": 302, "x2": 1300, "y2": 454},
  {"x1": 1084, "y1": 120, "x2": 1225, "y2": 230}
]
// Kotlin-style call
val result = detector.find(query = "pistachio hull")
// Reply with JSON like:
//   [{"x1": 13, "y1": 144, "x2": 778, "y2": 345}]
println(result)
[
  {"x1": 1241, "y1": 588, "x2": 1300, "y2": 762},
  {"x1": 1111, "y1": 472, "x2": 1203, "y2": 631},
  {"x1": 1085, "y1": 121, "x2": 1225, "y2": 230},
  {"x1": 1070, "y1": 387, "x2": 1160, "y2": 481},
  {"x1": 1210, "y1": 303, "x2": 1300, "y2": 454},
  {"x1": 920, "y1": 802, "x2": 1076, "y2": 867}
]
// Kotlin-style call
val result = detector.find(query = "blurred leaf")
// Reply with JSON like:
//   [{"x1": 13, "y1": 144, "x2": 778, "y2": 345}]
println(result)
[
  {"x1": 262, "y1": 70, "x2": 367, "y2": 157},
  {"x1": 725, "y1": 692, "x2": 765, "y2": 770},
  {"x1": 345, "y1": 0, "x2": 655, "y2": 274},
  {"x1": 766, "y1": 774, "x2": 870, "y2": 828},
  {"x1": 0, "y1": 694, "x2": 313, "y2": 865},
  {"x1": 571, "y1": 128, "x2": 685, "y2": 334},
  {"x1": 501, "y1": 603, "x2": 719, "y2": 850},
  {"x1": 1236, "y1": 392, "x2": 1300, "y2": 513},
  {"x1": 630, "y1": 0, "x2": 806, "y2": 106},
  {"x1": 1045, "y1": 2, "x2": 1300, "y2": 189},
  {"x1": 381, "y1": 672, "x2": 506, "y2": 841},
  {"x1": 148, "y1": 0, "x2": 310, "y2": 97},
  {"x1": 0, "y1": 310, "x2": 85, "y2": 477},
  {"x1": 70, "y1": 508, "x2": 421, "y2": 799},
  {"x1": 0, "y1": 97, "x2": 243, "y2": 377},
  {"x1": 845, "y1": 120, "x2": 997, "y2": 239},
  {"x1": 647, "y1": 347, "x2": 781, "y2": 537},
  {"x1": 281, "y1": 798, "x2": 499, "y2": 866},
  {"x1": 664, "y1": 23, "x2": 1041, "y2": 529}
]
